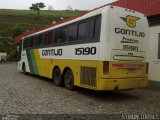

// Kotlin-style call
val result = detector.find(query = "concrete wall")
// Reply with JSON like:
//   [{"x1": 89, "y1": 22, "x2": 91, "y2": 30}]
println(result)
[
  {"x1": 148, "y1": 25, "x2": 160, "y2": 82},
  {"x1": 0, "y1": 52, "x2": 7, "y2": 62}
]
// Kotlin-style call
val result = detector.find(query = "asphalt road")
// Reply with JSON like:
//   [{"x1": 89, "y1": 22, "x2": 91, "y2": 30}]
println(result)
[{"x1": 0, "y1": 62, "x2": 160, "y2": 119}]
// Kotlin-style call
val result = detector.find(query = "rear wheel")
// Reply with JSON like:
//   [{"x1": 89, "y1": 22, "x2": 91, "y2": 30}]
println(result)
[
  {"x1": 53, "y1": 67, "x2": 63, "y2": 86},
  {"x1": 22, "y1": 63, "x2": 26, "y2": 74},
  {"x1": 64, "y1": 69, "x2": 74, "y2": 90}
]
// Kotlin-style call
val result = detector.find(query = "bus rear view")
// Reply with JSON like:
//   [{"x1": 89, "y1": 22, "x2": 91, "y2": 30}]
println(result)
[{"x1": 98, "y1": 6, "x2": 149, "y2": 90}]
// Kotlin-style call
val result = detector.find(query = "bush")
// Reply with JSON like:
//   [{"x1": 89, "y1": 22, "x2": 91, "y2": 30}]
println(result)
[
  {"x1": 10, "y1": 24, "x2": 25, "y2": 38},
  {"x1": 8, "y1": 49, "x2": 16, "y2": 58}
]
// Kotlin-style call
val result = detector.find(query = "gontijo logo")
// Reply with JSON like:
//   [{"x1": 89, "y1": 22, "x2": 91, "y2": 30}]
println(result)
[{"x1": 120, "y1": 15, "x2": 140, "y2": 28}]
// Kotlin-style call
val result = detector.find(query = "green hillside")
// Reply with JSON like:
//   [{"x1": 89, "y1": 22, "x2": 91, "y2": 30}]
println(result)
[
  {"x1": 0, "y1": 9, "x2": 85, "y2": 36},
  {"x1": 0, "y1": 9, "x2": 86, "y2": 56}
]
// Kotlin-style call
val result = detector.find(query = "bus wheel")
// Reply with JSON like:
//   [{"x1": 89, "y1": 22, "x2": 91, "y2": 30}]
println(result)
[
  {"x1": 22, "y1": 63, "x2": 26, "y2": 74},
  {"x1": 64, "y1": 69, "x2": 74, "y2": 90},
  {"x1": 53, "y1": 67, "x2": 63, "y2": 86}
]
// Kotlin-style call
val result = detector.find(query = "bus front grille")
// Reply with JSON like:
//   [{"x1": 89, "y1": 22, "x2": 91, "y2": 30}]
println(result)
[{"x1": 80, "y1": 67, "x2": 96, "y2": 87}]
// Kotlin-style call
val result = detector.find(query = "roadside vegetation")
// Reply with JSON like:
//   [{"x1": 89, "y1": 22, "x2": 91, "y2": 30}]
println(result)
[{"x1": 0, "y1": 9, "x2": 86, "y2": 59}]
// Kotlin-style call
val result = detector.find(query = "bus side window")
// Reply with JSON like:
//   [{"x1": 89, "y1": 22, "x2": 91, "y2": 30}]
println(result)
[
  {"x1": 88, "y1": 20, "x2": 94, "y2": 38},
  {"x1": 48, "y1": 31, "x2": 54, "y2": 45},
  {"x1": 54, "y1": 28, "x2": 67, "y2": 44},
  {"x1": 23, "y1": 39, "x2": 28, "y2": 49},
  {"x1": 88, "y1": 17, "x2": 101, "y2": 41},
  {"x1": 44, "y1": 31, "x2": 53, "y2": 45},
  {"x1": 35, "y1": 34, "x2": 43, "y2": 47},
  {"x1": 54, "y1": 29, "x2": 61, "y2": 44},
  {"x1": 77, "y1": 22, "x2": 87, "y2": 41},
  {"x1": 28, "y1": 37, "x2": 35, "y2": 48},
  {"x1": 61, "y1": 28, "x2": 67, "y2": 43},
  {"x1": 52, "y1": 31, "x2": 55, "y2": 45},
  {"x1": 68, "y1": 24, "x2": 78, "y2": 41},
  {"x1": 94, "y1": 18, "x2": 101, "y2": 39}
]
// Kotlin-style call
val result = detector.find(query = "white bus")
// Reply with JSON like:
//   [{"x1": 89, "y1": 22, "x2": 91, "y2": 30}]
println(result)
[{"x1": 16, "y1": 5, "x2": 149, "y2": 90}]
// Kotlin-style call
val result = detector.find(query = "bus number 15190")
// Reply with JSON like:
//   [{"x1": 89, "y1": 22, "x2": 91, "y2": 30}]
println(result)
[{"x1": 75, "y1": 47, "x2": 97, "y2": 55}]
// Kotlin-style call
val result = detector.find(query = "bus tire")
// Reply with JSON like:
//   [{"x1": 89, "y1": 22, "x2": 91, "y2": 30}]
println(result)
[
  {"x1": 64, "y1": 69, "x2": 74, "y2": 90},
  {"x1": 53, "y1": 67, "x2": 63, "y2": 86},
  {"x1": 22, "y1": 63, "x2": 26, "y2": 74}
]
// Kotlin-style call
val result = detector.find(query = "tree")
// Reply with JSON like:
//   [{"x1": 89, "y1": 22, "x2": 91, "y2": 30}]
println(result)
[
  {"x1": 29, "y1": 2, "x2": 46, "y2": 15},
  {"x1": 66, "y1": 5, "x2": 73, "y2": 11},
  {"x1": 48, "y1": 5, "x2": 53, "y2": 10}
]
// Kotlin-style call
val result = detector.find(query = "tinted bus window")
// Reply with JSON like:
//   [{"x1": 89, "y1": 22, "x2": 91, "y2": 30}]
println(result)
[
  {"x1": 61, "y1": 28, "x2": 67, "y2": 43},
  {"x1": 94, "y1": 18, "x2": 101, "y2": 38},
  {"x1": 68, "y1": 24, "x2": 77, "y2": 41},
  {"x1": 44, "y1": 32, "x2": 53, "y2": 45},
  {"x1": 23, "y1": 39, "x2": 28, "y2": 49},
  {"x1": 54, "y1": 29, "x2": 61, "y2": 44},
  {"x1": 89, "y1": 20, "x2": 94, "y2": 38},
  {"x1": 35, "y1": 34, "x2": 43, "y2": 47},
  {"x1": 77, "y1": 22, "x2": 87, "y2": 40},
  {"x1": 54, "y1": 28, "x2": 67, "y2": 44},
  {"x1": 88, "y1": 17, "x2": 101, "y2": 40},
  {"x1": 28, "y1": 37, "x2": 34, "y2": 48}
]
